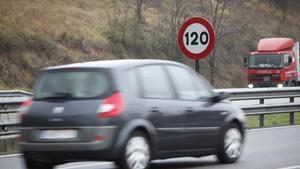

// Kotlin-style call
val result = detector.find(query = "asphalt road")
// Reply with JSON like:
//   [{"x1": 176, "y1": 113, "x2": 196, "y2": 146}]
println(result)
[{"x1": 1, "y1": 125, "x2": 300, "y2": 169}]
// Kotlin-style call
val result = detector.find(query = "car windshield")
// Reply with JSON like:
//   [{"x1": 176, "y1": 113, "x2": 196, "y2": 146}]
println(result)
[
  {"x1": 33, "y1": 69, "x2": 110, "y2": 99},
  {"x1": 248, "y1": 54, "x2": 283, "y2": 68}
]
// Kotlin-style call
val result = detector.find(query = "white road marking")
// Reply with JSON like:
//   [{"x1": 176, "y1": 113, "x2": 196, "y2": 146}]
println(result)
[
  {"x1": 58, "y1": 162, "x2": 112, "y2": 169},
  {"x1": 0, "y1": 153, "x2": 21, "y2": 158},
  {"x1": 247, "y1": 125, "x2": 300, "y2": 132},
  {"x1": 276, "y1": 165, "x2": 300, "y2": 169},
  {"x1": 0, "y1": 154, "x2": 113, "y2": 169}
]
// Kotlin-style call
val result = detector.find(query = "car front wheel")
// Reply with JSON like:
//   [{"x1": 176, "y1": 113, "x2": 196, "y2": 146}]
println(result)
[{"x1": 217, "y1": 123, "x2": 243, "y2": 163}]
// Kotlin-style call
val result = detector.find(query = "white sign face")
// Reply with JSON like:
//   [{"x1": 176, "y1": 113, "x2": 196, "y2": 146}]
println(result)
[
  {"x1": 178, "y1": 17, "x2": 215, "y2": 60},
  {"x1": 183, "y1": 23, "x2": 210, "y2": 54}
]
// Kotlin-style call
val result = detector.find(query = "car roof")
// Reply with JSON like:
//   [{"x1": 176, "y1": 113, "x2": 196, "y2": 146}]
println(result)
[{"x1": 44, "y1": 59, "x2": 185, "y2": 70}]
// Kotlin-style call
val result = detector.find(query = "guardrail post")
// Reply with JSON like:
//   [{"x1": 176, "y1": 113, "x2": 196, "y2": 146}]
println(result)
[
  {"x1": 259, "y1": 98, "x2": 265, "y2": 127},
  {"x1": 289, "y1": 97, "x2": 295, "y2": 125},
  {"x1": 259, "y1": 98, "x2": 264, "y2": 104},
  {"x1": 290, "y1": 113, "x2": 295, "y2": 125},
  {"x1": 259, "y1": 114, "x2": 264, "y2": 127}
]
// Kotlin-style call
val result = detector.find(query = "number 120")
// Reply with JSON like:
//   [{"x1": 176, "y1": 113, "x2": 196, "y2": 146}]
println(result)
[{"x1": 184, "y1": 31, "x2": 208, "y2": 45}]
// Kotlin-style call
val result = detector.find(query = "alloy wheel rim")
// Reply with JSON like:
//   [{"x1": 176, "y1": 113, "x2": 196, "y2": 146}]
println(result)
[
  {"x1": 224, "y1": 128, "x2": 242, "y2": 159},
  {"x1": 126, "y1": 136, "x2": 150, "y2": 169}
]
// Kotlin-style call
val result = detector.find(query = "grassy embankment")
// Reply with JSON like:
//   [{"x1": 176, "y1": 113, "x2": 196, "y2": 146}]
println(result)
[
  {"x1": 0, "y1": 138, "x2": 17, "y2": 155},
  {"x1": 246, "y1": 113, "x2": 300, "y2": 128}
]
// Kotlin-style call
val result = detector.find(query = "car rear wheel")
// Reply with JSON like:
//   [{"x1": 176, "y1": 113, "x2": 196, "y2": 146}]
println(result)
[
  {"x1": 217, "y1": 123, "x2": 243, "y2": 163},
  {"x1": 24, "y1": 158, "x2": 55, "y2": 169},
  {"x1": 116, "y1": 132, "x2": 151, "y2": 169}
]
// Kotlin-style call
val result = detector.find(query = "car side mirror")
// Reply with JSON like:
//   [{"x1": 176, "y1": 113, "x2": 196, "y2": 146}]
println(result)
[{"x1": 211, "y1": 92, "x2": 229, "y2": 103}]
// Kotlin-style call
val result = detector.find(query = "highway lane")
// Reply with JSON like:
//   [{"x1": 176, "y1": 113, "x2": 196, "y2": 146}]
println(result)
[{"x1": 1, "y1": 125, "x2": 300, "y2": 169}]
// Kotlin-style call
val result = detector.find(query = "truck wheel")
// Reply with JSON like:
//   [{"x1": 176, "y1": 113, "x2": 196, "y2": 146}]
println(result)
[
  {"x1": 116, "y1": 131, "x2": 151, "y2": 169},
  {"x1": 285, "y1": 81, "x2": 296, "y2": 87},
  {"x1": 24, "y1": 158, "x2": 54, "y2": 169},
  {"x1": 286, "y1": 81, "x2": 296, "y2": 87},
  {"x1": 217, "y1": 123, "x2": 244, "y2": 164}
]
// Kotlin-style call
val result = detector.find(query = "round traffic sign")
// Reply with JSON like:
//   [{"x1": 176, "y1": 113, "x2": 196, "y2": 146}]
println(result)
[{"x1": 178, "y1": 17, "x2": 215, "y2": 60}]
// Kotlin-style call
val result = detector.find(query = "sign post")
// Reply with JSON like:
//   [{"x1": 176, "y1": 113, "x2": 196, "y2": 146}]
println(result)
[
  {"x1": 195, "y1": 59, "x2": 200, "y2": 73},
  {"x1": 178, "y1": 17, "x2": 216, "y2": 73}
]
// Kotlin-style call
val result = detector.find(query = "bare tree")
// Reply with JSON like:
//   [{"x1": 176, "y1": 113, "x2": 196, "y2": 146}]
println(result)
[
  {"x1": 168, "y1": 0, "x2": 189, "y2": 61},
  {"x1": 198, "y1": 0, "x2": 228, "y2": 85},
  {"x1": 273, "y1": 0, "x2": 289, "y2": 36},
  {"x1": 105, "y1": 0, "x2": 131, "y2": 55},
  {"x1": 136, "y1": 0, "x2": 144, "y2": 23},
  {"x1": 209, "y1": 0, "x2": 228, "y2": 85}
]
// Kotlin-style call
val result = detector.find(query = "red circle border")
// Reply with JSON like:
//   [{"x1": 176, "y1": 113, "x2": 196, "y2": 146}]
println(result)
[{"x1": 178, "y1": 17, "x2": 216, "y2": 60}]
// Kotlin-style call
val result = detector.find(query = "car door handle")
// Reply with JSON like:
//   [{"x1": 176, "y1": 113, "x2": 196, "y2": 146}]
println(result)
[
  {"x1": 185, "y1": 107, "x2": 194, "y2": 113},
  {"x1": 150, "y1": 107, "x2": 160, "y2": 113},
  {"x1": 220, "y1": 111, "x2": 229, "y2": 116}
]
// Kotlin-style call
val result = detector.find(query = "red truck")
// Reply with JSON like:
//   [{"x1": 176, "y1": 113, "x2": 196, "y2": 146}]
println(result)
[{"x1": 245, "y1": 38, "x2": 300, "y2": 88}]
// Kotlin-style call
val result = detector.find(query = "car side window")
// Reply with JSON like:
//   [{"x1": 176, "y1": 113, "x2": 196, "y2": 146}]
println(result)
[
  {"x1": 138, "y1": 65, "x2": 173, "y2": 99},
  {"x1": 126, "y1": 68, "x2": 138, "y2": 97},
  {"x1": 166, "y1": 65, "x2": 213, "y2": 101}
]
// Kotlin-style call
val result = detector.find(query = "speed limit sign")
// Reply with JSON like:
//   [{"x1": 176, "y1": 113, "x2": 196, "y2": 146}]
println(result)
[{"x1": 178, "y1": 17, "x2": 215, "y2": 60}]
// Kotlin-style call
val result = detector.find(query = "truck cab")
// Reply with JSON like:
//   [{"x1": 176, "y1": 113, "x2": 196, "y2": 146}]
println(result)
[{"x1": 246, "y1": 38, "x2": 300, "y2": 88}]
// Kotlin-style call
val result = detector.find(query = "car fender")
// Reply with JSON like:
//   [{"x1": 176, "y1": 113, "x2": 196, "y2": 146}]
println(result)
[
  {"x1": 223, "y1": 108, "x2": 246, "y2": 136},
  {"x1": 113, "y1": 118, "x2": 158, "y2": 158}
]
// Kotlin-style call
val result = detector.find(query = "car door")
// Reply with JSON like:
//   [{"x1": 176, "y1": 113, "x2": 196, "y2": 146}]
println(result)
[
  {"x1": 136, "y1": 65, "x2": 186, "y2": 151},
  {"x1": 166, "y1": 65, "x2": 225, "y2": 150}
]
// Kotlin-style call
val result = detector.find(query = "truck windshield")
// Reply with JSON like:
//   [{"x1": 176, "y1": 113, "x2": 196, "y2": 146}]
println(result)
[
  {"x1": 248, "y1": 54, "x2": 283, "y2": 68},
  {"x1": 33, "y1": 69, "x2": 111, "y2": 100}
]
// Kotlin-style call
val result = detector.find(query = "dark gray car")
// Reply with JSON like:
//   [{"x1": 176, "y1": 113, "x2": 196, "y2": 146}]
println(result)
[{"x1": 19, "y1": 59, "x2": 246, "y2": 169}]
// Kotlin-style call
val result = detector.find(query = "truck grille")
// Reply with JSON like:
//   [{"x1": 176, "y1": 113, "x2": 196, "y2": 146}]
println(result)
[{"x1": 248, "y1": 74, "x2": 280, "y2": 81}]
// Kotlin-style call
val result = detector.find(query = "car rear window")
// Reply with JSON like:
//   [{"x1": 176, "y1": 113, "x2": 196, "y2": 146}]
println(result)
[{"x1": 33, "y1": 69, "x2": 111, "y2": 100}]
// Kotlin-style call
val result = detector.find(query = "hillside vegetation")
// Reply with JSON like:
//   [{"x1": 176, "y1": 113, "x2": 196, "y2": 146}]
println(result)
[{"x1": 0, "y1": 0, "x2": 300, "y2": 90}]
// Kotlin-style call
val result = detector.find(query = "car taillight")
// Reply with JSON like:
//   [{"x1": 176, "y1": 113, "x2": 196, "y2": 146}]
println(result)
[
  {"x1": 98, "y1": 92, "x2": 124, "y2": 118},
  {"x1": 19, "y1": 99, "x2": 32, "y2": 120}
]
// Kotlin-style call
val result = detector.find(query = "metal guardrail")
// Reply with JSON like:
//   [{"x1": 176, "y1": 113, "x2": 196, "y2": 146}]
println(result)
[
  {"x1": 216, "y1": 87, "x2": 300, "y2": 100},
  {"x1": 216, "y1": 87, "x2": 300, "y2": 127},
  {"x1": 1, "y1": 87, "x2": 300, "y2": 138},
  {"x1": 0, "y1": 90, "x2": 31, "y2": 137}
]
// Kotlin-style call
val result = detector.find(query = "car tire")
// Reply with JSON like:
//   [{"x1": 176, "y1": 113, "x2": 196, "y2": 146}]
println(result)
[
  {"x1": 116, "y1": 131, "x2": 151, "y2": 169},
  {"x1": 217, "y1": 123, "x2": 243, "y2": 164},
  {"x1": 24, "y1": 158, "x2": 55, "y2": 169}
]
